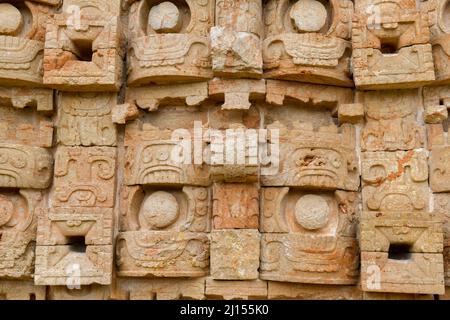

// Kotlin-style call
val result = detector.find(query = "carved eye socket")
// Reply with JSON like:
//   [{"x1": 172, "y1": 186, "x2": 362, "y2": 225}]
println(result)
[
  {"x1": 10, "y1": 155, "x2": 26, "y2": 169},
  {"x1": 0, "y1": 3, "x2": 23, "y2": 36},
  {"x1": 442, "y1": 0, "x2": 450, "y2": 33},
  {"x1": 148, "y1": 1, "x2": 182, "y2": 33},
  {"x1": 156, "y1": 150, "x2": 170, "y2": 161},
  {"x1": 332, "y1": 157, "x2": 341, "y2": 169},
  {"x1": 290, "y1": 0, "x2": 328, "y2": 33},
  {"x1": 0, "y1": 196, "x2": 13, "y2": 227},
  {"x1": 142, "y1": 148, "x2": 153, "y2": 163}
]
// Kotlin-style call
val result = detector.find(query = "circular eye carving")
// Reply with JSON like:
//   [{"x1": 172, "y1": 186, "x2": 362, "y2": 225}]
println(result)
[
  {"x1": 0, "y1": 195, "x2": 13, "y2": 227},
  {"x1": 149, "y1": 2, "x2": 182, "y2": 33},
  {"x1": 0, "y1": 3, "x2": 22, "y2": 36},
  {"x1": 290, "y1": 0, "x2": 328, "y2": 33},
  {"x1": 140, "y1": 191, "x2": 180, "y2": 229},
  {"x1": 295, "y1": 194, "x2": 330, "y2": 230}
]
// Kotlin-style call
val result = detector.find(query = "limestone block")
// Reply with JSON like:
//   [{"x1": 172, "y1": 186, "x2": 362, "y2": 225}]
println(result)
[
  {"x1": 43, "y1": 0, "x2": 123, "y2": 91},
  {"x1": 0, "y1": 190, "x2": 43, "y2": 279},
  {"x1": 261, "y1": 122, "x2": 359, "y2": 191},
  {"x1": 35, "y1": 244, "x2": 113, "y2": 286},
  {"x1": 434, "y1": 193, "x2": 450, "y2": 286},
  {"x1": 0, "y1": 87, "x2": 53, "y2": 112},
  {"x1": 112, "y1": 102, "x2": 139, "y2": 125},
  {"x1": 119, "y1": 185, "x2": 211, "y2": 233},
  {"x1": 51, "y1": 147, "x2": 117, "y2": 208},
  {"x1": 423, "y1": 85, "x2": 450, "y2": 123},
  {"x1": 205, "y1": 278, "x2": 267, "y2": 300},
  {"x1": 47, "y1": 285, "x2": 110, "y2": 300},
  {"x1": 262, "y1": 0, "x2": 354, "y2": 86},
  {"x1": 430, "y1": 146, "x2": 450, "y2": 192},
  {"x1": 363, "y1": 292, "x2": 434, "y2": 300},
  {"x1": 359, "y1": 90, "x2": 425, "y2": 151},
  {"x1": 37, "y1": 207, "x2": 113, "y2": 246},
  {"x1": 0, "y1": 280, "x2": 46, "y2": 300},
  {"x1": 208, "y1": 78, "x2": 265, "y2": 110},
  {"x1": 114, "y1": 278, "x2": 205, "y2": 300},
  {"x1": 360, "y1": 252, "x2": 445, "y2": 295},
  {"x1": 361, "y1": 150, "x2": 429, "y2": 212},
  {"x1": 0, "y1": 1, "x2": 58, "y2": 86},
  {"x1": 338, "y1": 103, "x2": 364, "y2": 124},
  {"x1": 127, "y1": 0, "x2": 214, "y2": 85},
  {"x1": 260, "y1": 233, "x2": 359, "y2": 285},
  {"x1": 126, "y1": 82, "x2": 208, "y2": 111},
  {"x1": 57, "y1": 93, "x2": 118, "y2": 147},
  {"x1": 211, "y1": 0, "x2": 263, "y2": 77},
  {"x1": 210, "y1": 229, "x2": 260, "y2": 280},
  {"x1": 360, "y1": 211, "x2": 443, "y2": 253},
  {"x1": 124, "y1": 122, "x2": 210, "y2": 186},
  {"x1": 212, "y1": 183, "x2": 259, "y2": 229},
  {"x1": 0, "y1": 143, "x2": 53, "y2": 189},
  {"x1": 268, "y1": 282, "x2": 363, "y2": 300},
  {"x1": 116, "y1": 231, "x2": 209, "y2": 277},
  {"x1": 261, "y1": 188, "x2": 358, "y2": 235},
  {"x1": 422, "y1": 0, "x2": 450, "y2": 83}
]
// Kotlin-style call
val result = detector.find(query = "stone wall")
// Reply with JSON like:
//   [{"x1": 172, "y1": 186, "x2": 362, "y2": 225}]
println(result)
[{"x1": 0, "y1": 0, "x2": 449, "y2": 300}]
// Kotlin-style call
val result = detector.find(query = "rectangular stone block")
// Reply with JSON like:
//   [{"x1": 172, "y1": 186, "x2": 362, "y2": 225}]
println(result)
[
  {"x1": 52, "y1": 146, "x2": 116, "y2": 208},
  {"x1": 423, "y1": 85, "x2": 450, "y2": 124},
  {"x1": 35, "y1": 244, "x2": 113, "y2": 286},
  {"x1": 114, "y1": 278, "x2": 205, "y2": 300},
  {"x1": 261, "y1": 122, "x2": 359, "y2": 191},
  {"x1": 267, "y1": 282, "x2": 363, "y2": 300},
  {"x1": 205, "y1": 278, "x2": 267, "y2": 300},
  {"x1": 360, "y1": 211, "x2": 443, "y2": 253},
  {"x1": 430, "y1": 146, "x2": 450, "y2": 192},
  {"x1": 434, "y1": 193, "x2": 450, "y2": 286},
  {"x1": 0, "y1": 1, "x2": 58, "y2": 86},
  {"x1": 358, "y1": 90, "x2": 425, "y2": 151},
  {"x1": 37, "y1": 207, "x2": 113, "y2": 246},
  {"x1": 57, "y1": 93, "x2": 117, "y2": 147},
  {"x1": 208, "y1": 78, "x2": 266, "y2": 110},
  {"x1": 212, "y1": 183, "x2": 259, "y2": 229},
  {"x1": 260, "y1": 233, "x2": 359, "y2": 285},
  {"x1": 119, "y1": 185, "x2": 211, "y2": 233},
  {"x1": 0, "y1": 87, "x2": 53, "y2": 112},
  {"x1": 0, "y1": 143, "x2": 53, "y2": 189},
  {"x1": 47, "y1": 285, "x2": 110, "y2": 300},
  {"x1": 116, "y1": 231, "x2": 209, "y2": 278},
  {"x1": 0, "y1": 190, "x2": 43, "y2": 279},
  {"x1": 360, "y1": 251, "x2": 445, "y2": 295},
  {"x1": 262, "y1": 0, "x2": 354, "y2": 86},
  {"x1": 210, "y1": 229, "x2": 260, "y2": 280},
  {"x1": 43, "y1": 1, "x2": 123, "y2": 91},
  {"x1": 211, "y1": 0, "x2": 263, "y2": 78},
  {"x1": 361, "y1": 150, "x2": 429, "y2": 212},
  {"x1": 127, "y1": 0, "x2": 214, "y2": 85},
  {"x1": 0, "y1": 280, "x2": 46, "y2": 300}
]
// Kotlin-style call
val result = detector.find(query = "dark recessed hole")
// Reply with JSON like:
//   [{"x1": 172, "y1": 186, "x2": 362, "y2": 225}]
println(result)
[
  {"x1": 380, "y1": 43, "x2": 398, "y2": 54},
  {"x1": 73, "y1": 40, "x2": 94, "y2": 62},
  {"x1": 67, "y1": 236, "x2": 87, "y2": 253},
  {"x1": 388, "y1": 244, "x2": 412, "y2": 260},
  {"x1": 29, "y1": 293, "x2": 36, "y2": 300},
  {"x1": 440, "y1": 98, "x2": 445, "y2": 106}
]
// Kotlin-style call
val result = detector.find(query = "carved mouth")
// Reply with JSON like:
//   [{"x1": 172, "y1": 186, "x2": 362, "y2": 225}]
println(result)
[
  {"x1": 0, "y1": 171, "x2": 19, "y2": 188},
  {"x1": 295, "y1": 169, "x2": 338, "y2": 188},
  {"x1": 139, "y1": 166, "x2": 182, "y2": 184}
]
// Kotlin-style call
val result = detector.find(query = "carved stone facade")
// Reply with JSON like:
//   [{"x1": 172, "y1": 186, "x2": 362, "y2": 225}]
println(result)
[{"x1": 0, "y1": 0, "x2": 449, "y2": 300}]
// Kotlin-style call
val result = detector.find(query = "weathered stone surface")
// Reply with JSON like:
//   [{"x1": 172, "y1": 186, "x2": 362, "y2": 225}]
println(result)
[
  {"x1": 434, "y1": 193, "x2": 450, "y2": 286},
  {"x1": 268, "y1": 282, "x2": 363, "y2": 300},
  {"x1": 114, "y1": 277, "x2": 205, "y2": 300},
  {"x1": 210, "y1": 229, "x2": 260, "y2": 280},
  {"x1": 209, "y1": 78, "x2": 265, "y2": 110},
  {"x1": 361, "y1": 150, "x2": 429, "y2": 212},
  {"x1": 360, "y1": 252, "x2": 445, "y2": 295},
  {"x1": 359, "y1": 89, "x2": 425, "y2": 151},
  {"x1": 127, "y1": 0, "x2": 214, "y2": 85},
  {"x1": 423, "y1": 85, "x2": 450, "y2": 123},
  {"x1": 263, "y1": 0, "x2": 354, "y2": 86},
  {"x1": 0, "y1": 280, "x2": 46, "y2": 300},
  {"x1": 205, "y1": 278, "x2": 267, "y2": 300},
  {"x1": 212, "y1": 183, "x2": 259, "y2": 229},
  {"x1": 47, "y1": 285, "x2": 110, "y2": 300}
]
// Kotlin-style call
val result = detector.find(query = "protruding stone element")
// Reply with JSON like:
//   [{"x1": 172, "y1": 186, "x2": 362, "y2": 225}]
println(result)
[
  {"x1": 263, "y1": 0, "x2": 354, "y2": 86},
  {"x1": 127, "y1": 0, "x2": 213, "y2": 85},
  {"x1": 116, "y1": 231, "x2": 209, "y2": 278},
  {"x1": 209, "y1": 78, "x2": 265, "y2": 110},
  {"x1": 148, "y1": 2, "x2": 182, "y2": 33},
  {"x1": 434, "y1": 193, "x2": 450, "y2": 286},
  {"x1": 352, "y1": 0, "x2": 435, "y2": 89},
  {"x1": 0, "y1": 281, "x2": 46, "y2": 300},
  {"x1": 112, "y1": 103, "x2": 139, "y2": 124},
  {"x1": 205, "y1": 278, "x2": 267, "y2": 300},
  {"x1": 210, "y1": 229, "x2": 260, "y2": 280},
  {"x1": 0, "y1": 3, "x2": 23, "y2": 36},
  {"x1": 34, "y1": 245, "x2": 113, "y2": 286},
  {"x1": 338, "y1": 103, "x2": 364, "y2": 124},
  {"x1": 43, "y1": 0, "x2": 123, "y2": 91},
  {"x1": 0, "y1": 87, "x2": 53, "y2": 112},
  {"x1": 360, "y1": 252, "x2": 445, "y2": 295},
  {"x1": 212, "y1": 183, "x2": 259, "y2": 229},
  {"x1": 430, "y1": 146, "x2": 450, "y2": 192},
  {"x1": 126, "y1": 82, "x2": 208, "y2": 111},
  {"x1": 423, "y1": 85, "x2": 450, "y2": 123}
]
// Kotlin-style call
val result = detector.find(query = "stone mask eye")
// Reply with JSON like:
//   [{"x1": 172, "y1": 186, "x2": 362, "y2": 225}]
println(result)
[
  {"x1": 10, "y1": 155, "x2": 26, "y2": 169},
  {"x1": 142, "y1": 148, "x2": 153, "y2": 163},
  {"x1": 332, "y1": 157, "x2": 341, "y2": 168}
]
